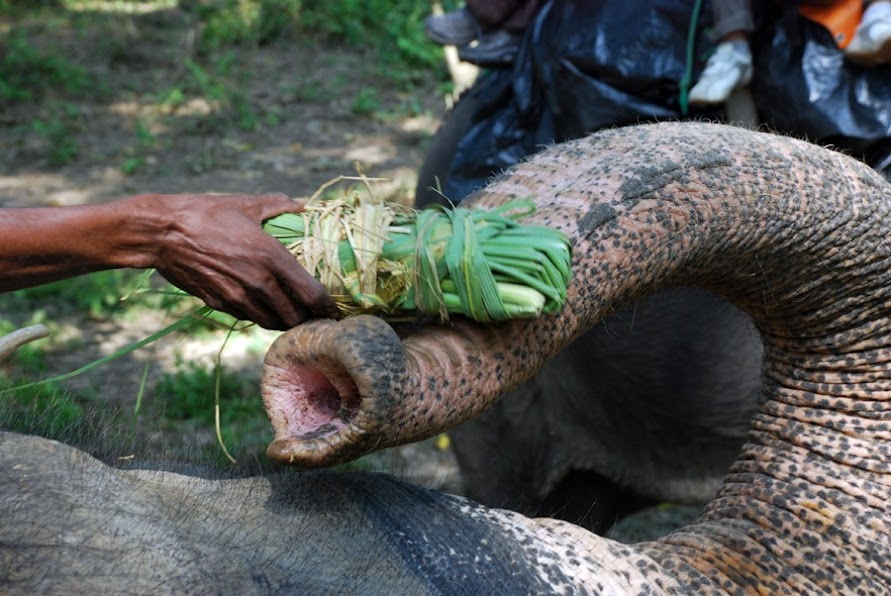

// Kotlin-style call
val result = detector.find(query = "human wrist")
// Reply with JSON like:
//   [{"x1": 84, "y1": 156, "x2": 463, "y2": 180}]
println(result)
[{"x1": 98, "y1": 194, "x2": 178, "y2": 270}]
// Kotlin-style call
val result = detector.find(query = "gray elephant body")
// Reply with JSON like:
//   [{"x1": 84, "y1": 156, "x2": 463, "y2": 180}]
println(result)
[
  {"x1": 450, "y1": 288, "x2": 763, "y2": 531},
  {"x1": 0, "y1": 431, "x2": 557, "y2": 595}
]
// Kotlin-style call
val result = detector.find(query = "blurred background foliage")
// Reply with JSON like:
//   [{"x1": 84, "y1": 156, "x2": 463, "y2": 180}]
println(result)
[
  {"x1": 1, "y1": 0, "x2": 458, "y2": 90},
  {"x1": 0, "y1": 0, "x2": 459, "y2": 469},
  {"x1": 0, "y1": 0, "x2": 458, "y2": 166}
]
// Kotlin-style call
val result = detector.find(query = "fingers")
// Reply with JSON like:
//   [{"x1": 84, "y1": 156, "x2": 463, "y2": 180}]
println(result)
[
  {"x1": 276, "y1": 264, "x2": 340, "y2": 320},
  {"x1": 154, "y1": 192, "x2": 337, "y2": 329},
  {"x1": 257, "y1": 231, "x2": 338, "y2": 320},
  {"x1": 215, "y1": 282, "x2": 315, "y2": 331},
  {"x1": 187, "y1": 278, "x2": 312, "y2": 331},
  {"x1": 252, "y1": 278, "x2": 312, "y2": 329},
  {"x1": 245, "y1": 193, "x2": 307, "y2": 222}
]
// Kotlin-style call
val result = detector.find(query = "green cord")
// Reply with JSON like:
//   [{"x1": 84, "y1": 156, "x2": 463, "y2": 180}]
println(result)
[{"x1": 679, "y1": 0, "x2": 704, "y2": 115}]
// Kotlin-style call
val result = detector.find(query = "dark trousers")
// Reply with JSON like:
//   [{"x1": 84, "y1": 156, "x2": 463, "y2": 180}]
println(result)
[{"x1": 467, "y1": 0, "x2": 545, "y2": 33}]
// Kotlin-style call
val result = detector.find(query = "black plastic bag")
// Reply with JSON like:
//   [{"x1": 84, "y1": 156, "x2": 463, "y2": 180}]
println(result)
[
  {"x1": 439, "y1": 0, "x2": 890, "y2": 202},
  {"x1": 752, "y1": 5, "x2": 891, "y2": 172}
]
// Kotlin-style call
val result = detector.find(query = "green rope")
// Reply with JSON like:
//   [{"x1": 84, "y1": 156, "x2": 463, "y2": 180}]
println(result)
[{"x1": 679, "y1": 0, "x2": 705, "y2": 115}]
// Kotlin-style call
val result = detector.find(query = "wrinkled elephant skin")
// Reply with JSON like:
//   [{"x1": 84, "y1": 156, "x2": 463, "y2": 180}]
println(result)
[
  {"x1": 261, "y1": 122, "x2": 891, "y2": 592},
  {"x1": 3, "y1": 122, "x2": 890, "y2": 593},
  {"x1": 450, "y1": 288, "x2": 763, "y2": 531},
  {"x1": 0, "y1": 432, "x2": 580, "y2": 595}
]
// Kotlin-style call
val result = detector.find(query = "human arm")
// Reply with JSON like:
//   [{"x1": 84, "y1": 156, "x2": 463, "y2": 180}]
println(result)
[{"x1": 0, "y1": 193, "x2": 338, "y2": 330}]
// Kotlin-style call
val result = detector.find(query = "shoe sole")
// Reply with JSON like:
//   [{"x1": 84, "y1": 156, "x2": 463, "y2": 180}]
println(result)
[
  {"x1": 424, "y1": 18, "x2": 479, "y2": 47},
  {"x1": 845, "y1": 36, "x2": 891, "y2": 65},
  {"x1": 845, "y1": 16, "x2": 891, "y2": 66},
  {"x1": 426, "y1": 29, "x2": 478, "y2": 47}
]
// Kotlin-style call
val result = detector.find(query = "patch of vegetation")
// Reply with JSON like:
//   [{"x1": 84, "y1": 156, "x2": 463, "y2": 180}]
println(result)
[
  {"x1": 192, "y1": 0, "x2": 303, "y2": 50},
  {"x1": 0, "y1": 302, "x2": 270, "y2": 466},
  {"x1": 299, "y1": 0, "x2": 456, "y2": 76},
  {"x1": 154, "y1": 357, "x2": 272, "y2": 462},
  {"x1": 0, "y1": 31, "x2": 92, "y2": 103},
  {"x1": 8, "y1": 270, "x2": 161, "y2": 319},
  {"x1": 121, "y1": 118, "x2": 157, "y2": 175},
  {"x1": 350, "y1": 86, "x2": 380, "y2": 116},
  {"x1": 190, "y1": 0, "x2": 456, "y2": 86},
  {"x1": 0, "y1": 377, "x2": 87, "y2": 439},
  {"x1": 178, "y1": 57, "x2": 261, "y2": 131},
  {"x1": 0, "y1": 364, "x2": 148, "y2": 463},
  {"x1": 31, "y1": 101, "x2": 85, "y2": 165},
  {"x1": 157, "y1": 357, "x2": 261, "y2": 425},
  {"x1": 2, "y1": 0, "x2": 445, "y2": 167}
]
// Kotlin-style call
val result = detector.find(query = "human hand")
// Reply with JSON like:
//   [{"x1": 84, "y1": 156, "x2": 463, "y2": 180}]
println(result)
[{"x1": 129, "y1": 193, "x2": 338, "y2": 330}]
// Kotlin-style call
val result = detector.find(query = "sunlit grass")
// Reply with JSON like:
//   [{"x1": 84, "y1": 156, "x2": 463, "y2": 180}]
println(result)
[{"x1": 62, "y1": 0, "x2": 178, "y2": 13}]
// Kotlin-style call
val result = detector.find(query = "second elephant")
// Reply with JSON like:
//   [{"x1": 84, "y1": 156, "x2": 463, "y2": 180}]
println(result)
[{"x1": 449, "y1": 287, "x2": 763, "y2": 532}]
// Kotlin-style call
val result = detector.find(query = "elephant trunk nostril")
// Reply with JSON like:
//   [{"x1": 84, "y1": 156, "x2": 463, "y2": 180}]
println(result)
[
  {"x1": 264, "y1": 358, "x2": 361, "y2": 443},
  {"x1": 261, "y1": 316, "x2": 416, "y2": 467}
]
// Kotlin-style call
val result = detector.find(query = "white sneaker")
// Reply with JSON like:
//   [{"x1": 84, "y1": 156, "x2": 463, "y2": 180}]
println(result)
[
  {"x1": 689, "y1": 42, "x2": 753, "y2": 106},
  {"x1": 846, "y1": 1, "x2": 891, "y2": 66}
]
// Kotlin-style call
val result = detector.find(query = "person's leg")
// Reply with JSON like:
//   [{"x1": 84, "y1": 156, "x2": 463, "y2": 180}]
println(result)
[
  {"x1": 689, "y1": 0, "x2": 754, "y2": 106},
  {"x1": 846, "y1": 0, "x2": 891, "y2": 65},
  {"x1": 465, "y1": 0, "x2": 523, "y2": 29},
  {"x1": 710, "y1": 0, "x2": 755, "y2": 41},
  {"x1": 427, "y1": 0, "x2": 542, "y2": 68}
]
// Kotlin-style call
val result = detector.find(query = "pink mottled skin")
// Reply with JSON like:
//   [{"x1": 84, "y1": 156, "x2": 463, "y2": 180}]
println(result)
[{"x1": 262, "y1": 121, "x2": 891, "y2": 591}]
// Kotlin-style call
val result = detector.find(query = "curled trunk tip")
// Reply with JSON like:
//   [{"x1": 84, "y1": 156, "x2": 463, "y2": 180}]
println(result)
[{"x1": 261, "y1": 316, "x2": 408, "y2": 467}]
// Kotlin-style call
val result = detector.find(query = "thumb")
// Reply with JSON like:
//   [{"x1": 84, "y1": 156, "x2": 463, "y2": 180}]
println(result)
[{"x1": 254, "y1": 194, "x2": 306, "y2": 221}]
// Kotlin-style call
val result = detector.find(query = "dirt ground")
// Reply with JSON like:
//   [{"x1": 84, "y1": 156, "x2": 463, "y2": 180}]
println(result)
[{"x1": 0, "y1": 18, "x2": 442, "y2": 208}]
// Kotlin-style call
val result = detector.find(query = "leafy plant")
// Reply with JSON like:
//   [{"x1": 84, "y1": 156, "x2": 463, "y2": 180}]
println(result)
[
  {"x1": 299, "y1": 0, "x2": 458, "y2": 83},
  {"x1": 121, "y1": 118, "x2": 157, "y2": 175},
  {"x1": 195, "y1": 0, "x2": 303, "y2": 51},
  {"x1": 0, "y1": 31, "x2": 91, "y2": 103},
  {"x1": 191, "y1": 0, "x2": 454, "y2": 87},
  {"x1": 350, "y1": 86, "x2": 380, "y2": 116}
]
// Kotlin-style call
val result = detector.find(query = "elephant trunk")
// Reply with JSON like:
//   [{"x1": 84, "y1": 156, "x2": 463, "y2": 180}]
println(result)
[
  {"x1": 262, "y1": 121, "x2": 891, "y2": 478},
  {"x1": 262, "y1": 302, "x2": 583, "y2": 466},
  {"x1": 261, "y1": 121, "x2": 891, "y2": 589}
]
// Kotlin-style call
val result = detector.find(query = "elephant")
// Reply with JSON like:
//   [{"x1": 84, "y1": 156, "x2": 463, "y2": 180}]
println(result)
[
  {"x1": 416, "y1": 99, "x2": 766, "y2": 533},
  {"x1": 445, "y1": 288, "x2": 763, "y2": 533},
  {"x1": 4, "y1": 121, "x2": 890, "y2": 593},
  {"x1": 1, "y1": 431, "x2": 575, "y2": 595}
]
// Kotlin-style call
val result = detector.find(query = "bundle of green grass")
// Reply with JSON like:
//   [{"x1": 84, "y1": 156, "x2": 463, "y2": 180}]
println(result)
[
  {"x1": 264, "y1": 191, "x2": 572, "y2": 322},
  {"x1": 0, "y1": 186, "x2": 572, "y2": 414}
]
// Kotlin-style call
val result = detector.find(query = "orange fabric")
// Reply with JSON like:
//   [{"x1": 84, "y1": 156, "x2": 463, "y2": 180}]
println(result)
[{"x1": 798, "y1": 0, "x2": 863, "y2": 49}]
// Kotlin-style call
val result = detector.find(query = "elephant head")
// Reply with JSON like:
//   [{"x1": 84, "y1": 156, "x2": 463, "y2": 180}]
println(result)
[{"x1": 261, "y1": 121, "x2": 891, "y2": 591}]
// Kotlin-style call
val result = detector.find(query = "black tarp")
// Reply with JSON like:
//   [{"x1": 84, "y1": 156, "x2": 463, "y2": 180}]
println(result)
[{"x1": 442, "y1": 0, "x2": 891, "y2": 201}]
